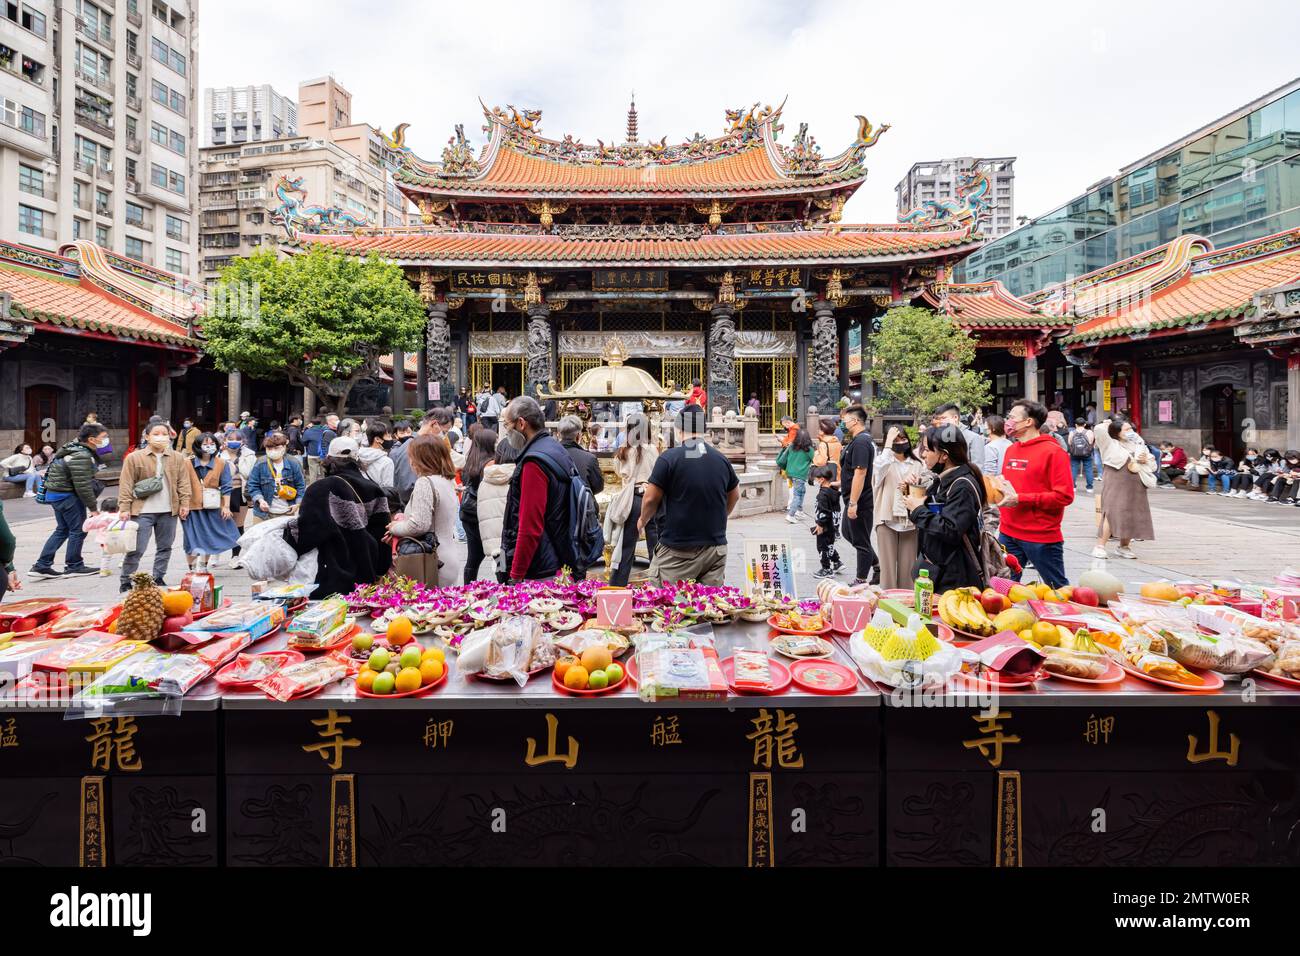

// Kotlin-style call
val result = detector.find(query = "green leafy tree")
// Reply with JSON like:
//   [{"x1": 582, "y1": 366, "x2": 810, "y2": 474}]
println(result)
[
  {"x1": 203, "y1": 247, "x2": 425, "y2": 413},
  {"x1": 864, "y1": 305, "x2": 992, "y2": 426}
]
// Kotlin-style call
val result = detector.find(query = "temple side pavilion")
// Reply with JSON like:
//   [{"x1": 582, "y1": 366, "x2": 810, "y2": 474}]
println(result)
[{"x1": 290, "y1": 99, "x2": 987, "y2": 430}]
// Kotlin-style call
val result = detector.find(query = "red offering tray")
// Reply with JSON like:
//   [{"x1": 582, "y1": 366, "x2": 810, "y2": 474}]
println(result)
[
  {"x1": 551, "y1": 667, "x2": 627, "y2": 696},
  {"x1": 789, "y1": 659, "x2": 857, "y2": 695},
  {"x1": 719, "y1": 656, "x2": 792, "y2": 695},
  {"x1": 767, "y1": 614, "x2": 832, "y2": 636},
  {"x1": 1043, "y1": 657, "x2": 1126, "y2": 686},
  {"x1": 1251, "y1": 668, "x2": 1300, "y2": 690},
  {"x1": 625, "y1": 655, "x2": 640, "y2": 686},
  {"x1": 1118, "y1": 662, "x2": 1224, "y2": 692},
  {"x1": 355, "y1": 667, "x2": 447, "y2": 698},
  {"x1": 214, "y1": 651, "x2": 305, "y2": 690},
  {"x1": 287, "y1": 622, "x2": 360, "y2": 653},
  {"x1": 954, "y1": 668, "x2": 1049, "y2": 692}
]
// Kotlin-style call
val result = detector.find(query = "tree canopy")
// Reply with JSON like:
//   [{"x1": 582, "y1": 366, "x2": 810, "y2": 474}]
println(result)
[
  {"x1": 202, "y1": 247, "x2": 426, "y2": 413},
  {"x1": 864, "y1": 305, "x2": 992, "y2": 425}
]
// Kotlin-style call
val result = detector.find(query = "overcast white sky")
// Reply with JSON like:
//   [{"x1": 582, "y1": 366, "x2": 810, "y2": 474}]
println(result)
[{"x1": 200, "y1": 0, "x2": 1300, "y2": 223}]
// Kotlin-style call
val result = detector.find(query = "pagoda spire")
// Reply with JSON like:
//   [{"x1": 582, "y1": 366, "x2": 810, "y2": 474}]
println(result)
[{"x1": 626, "y1": 92, "x2": 639, "y2": 144}]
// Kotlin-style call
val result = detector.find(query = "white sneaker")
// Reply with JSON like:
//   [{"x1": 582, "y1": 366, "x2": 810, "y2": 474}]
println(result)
[
  {"x1": 785, "y1": 514, "x2": 798, "y2": 524},
  {"x1": 1091, "y1": 546, "x2": 1109, "y2": 559},
  {"x1": 229, "y1": 557, "x2": 243, "y2": 569},
  {"x1": 1116, "y1": 547, "x2": 1138, "y2": 559},
  {"x1": 22, "y1": 491, "x2": 36, "y2": 498},
  {"x1": 795, "y1": 510, "x2": 809, "y2": 519}
]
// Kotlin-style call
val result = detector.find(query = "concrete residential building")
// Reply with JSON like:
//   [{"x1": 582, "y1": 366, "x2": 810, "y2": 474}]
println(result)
[
  {"x1": 205, "y1": 82, "x2": 297, "y2": 147},
  {"x1": 198, "y1": 134, "x2": 400, "y2": 283},
  {"x1": 895, "y1": 156, "x2": 1016, "y2": 238},
  {"x1": 0, "y1": 0, "x2": 199, "y2": 278}
]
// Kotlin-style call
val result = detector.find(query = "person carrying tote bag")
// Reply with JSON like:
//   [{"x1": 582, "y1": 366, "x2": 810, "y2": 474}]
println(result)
[{"x1": 384, "y1": 436, "x2": 466, "y2": 587}]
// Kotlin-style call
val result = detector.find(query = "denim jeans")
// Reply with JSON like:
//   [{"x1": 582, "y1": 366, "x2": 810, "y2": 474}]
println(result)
[
  {"x1": 120, "y1": 511, "x2": 178, "y2": 585},
  {"x1": 999, "y1": 533, "x2": 1068, "y2": 589},
  {"x1": 1070, "y1": 456, "x2": 1094, "y2": 489},
  {"x1": 1212, "y1": 474, "x2": 1233, "y2": 493},
  {"x1": 787, "y1": 480, "x2": 807, "y2": 517},
  {"x1": 35, "y1": 495, "x2": 88, "y2": 570},
  {"x1": 3, "y1": 472, "x2": 39, "y2": 494}
]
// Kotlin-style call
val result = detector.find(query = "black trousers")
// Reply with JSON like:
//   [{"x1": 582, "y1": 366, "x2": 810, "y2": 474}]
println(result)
[
  {"x1": 815, "y1": 526, "x2": 841, "y2": 569},
  {"x1": 608, "y1": 491, "x2": 658, "y2": 587},
  {"x1": 1268, "y1": 476, "x2": 1300, "y2": 501},
  {"x1": 841, "y1": 506, "x2": 875, "y2": 580},
  {"x1": 462, "y1": 504, "x2": 485, "y2": 584},
  {"x1": 1231, "y1": 473, "x2": 1257, "y2": 491}
]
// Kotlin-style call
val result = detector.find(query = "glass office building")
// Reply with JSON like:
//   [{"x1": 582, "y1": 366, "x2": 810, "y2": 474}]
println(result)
[{"x1": 956, "y1": 78, "x2": 1300, "y2": 295}]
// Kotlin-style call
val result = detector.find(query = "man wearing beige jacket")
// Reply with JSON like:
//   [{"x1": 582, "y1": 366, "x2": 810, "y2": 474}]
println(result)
[{"x1": 117, "y1": 420, "x2": 192, "y2": 591}]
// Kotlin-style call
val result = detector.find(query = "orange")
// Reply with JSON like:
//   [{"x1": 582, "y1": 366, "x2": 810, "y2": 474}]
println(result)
[
  {"x1": 386, "y1": 615, "x2": 414, "y2": 646},
  {"x1": 356, "y1": 669, "x2": 377, "y2": 693},
  {"x1": 421, "y1": 646, "x2": 445, "y2": 664},
  {"x1": 162, "y1": 590, "x2": 194, "y2": 616},
  {"x1": 1057, "y1": 586, "x2": 1074, "y2": 601},
  {"x1": 1034, "y1": 583, "x2": 1053, "y2": 600},
  {"x1": 419, "y1": 659, "x2": 444, "y2": 686},
  {"x1": 580, "y1": 646, "x2": 612, "y2": 673},
  {"x1": 1031, "y1": 621, "x2": 1060, "y2": 646},
  {"x1": 563, "y1": 664, "x2": 589, "y2": 690},
  {"x1": 107, "y1": 620, "x2": 119, "y2": 634},
  {"x1": 554, "y1": 654, "x2": 579, "y2": 680},
  {"x1": 394, "y1": 666, "x2": 422, "y2": 693}
]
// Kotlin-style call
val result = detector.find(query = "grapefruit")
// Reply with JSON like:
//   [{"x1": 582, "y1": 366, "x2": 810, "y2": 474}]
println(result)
[{"x1": 580, "y1": 646, "x2": 612, "y2": 673}]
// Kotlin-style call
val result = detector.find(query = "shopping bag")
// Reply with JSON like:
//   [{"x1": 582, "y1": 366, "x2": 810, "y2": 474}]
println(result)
[
  {"x1": 102, "y1": 519, "x2": 138, "y2": 555},
  {"x1": 393, "y1": 551, "x2": 440, "y2": 587}
]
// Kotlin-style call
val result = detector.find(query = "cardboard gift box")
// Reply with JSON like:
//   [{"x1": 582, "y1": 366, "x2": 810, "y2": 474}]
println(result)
[{"x1": 596, "y1": 588, "x2": 635, "y2": 629}]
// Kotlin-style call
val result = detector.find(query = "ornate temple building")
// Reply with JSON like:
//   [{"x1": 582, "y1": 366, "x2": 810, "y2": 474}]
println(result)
[{"x1": 289, "y1": 98, "x2": 986, "y2": 429}]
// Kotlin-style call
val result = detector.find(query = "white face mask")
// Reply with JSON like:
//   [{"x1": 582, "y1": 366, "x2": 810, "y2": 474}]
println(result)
[
  {"x1": 267, "y1": 448, "x2": 285, "y2": 461},
  {"x1": 200, "y1": 444, "x2": 217, "y2": 456},
  {"x1": 147, "y1": 434, "x2": 169, "y2": 450}
]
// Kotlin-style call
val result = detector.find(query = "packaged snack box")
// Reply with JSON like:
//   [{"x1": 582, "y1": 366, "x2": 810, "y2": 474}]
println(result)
[
  {"x1": 288, "y1": 599, "x2": 348, "y2": 638},
  {"x1": 183, "y1": 602, "x2": 283, "y2": 641},
  {"x1": 65, "y1": 639, "x2": 149, "y2": 675},
  {"x1": 1262, "y1": 587, "x2": 1300, "y2": 623}
]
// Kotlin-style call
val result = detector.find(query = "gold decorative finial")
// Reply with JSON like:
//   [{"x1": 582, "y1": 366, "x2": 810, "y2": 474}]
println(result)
[{"x1": 601, "y1": 336, "x2": 628, "y2": 367}]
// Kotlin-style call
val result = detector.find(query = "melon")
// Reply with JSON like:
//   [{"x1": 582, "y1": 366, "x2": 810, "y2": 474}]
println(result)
[
  {"x1": 1077, "y1": 569, "x2": 1125, "y2": 607},
  {"x1": 1140, "y1": 581, "x2": 1181, "y2": 602}
]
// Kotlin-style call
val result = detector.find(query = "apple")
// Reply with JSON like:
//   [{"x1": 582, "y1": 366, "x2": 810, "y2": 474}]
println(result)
[
  {"x1": 367, "y1": 648, "x2": 391, "y2": 672},
  {"x1": 587, "y1": 669, "x2": 610, "y2": 690},
  {"x1": 1072, "y1": 587, "x2": 1100, "y2": 607},
  {"x1": 371, "y1": 672, "x2": 396, "y2": 695},
  {"x1": 979, "y1": 589, "x2": 1005, "y2": 616},
  {"x1": 399, "y1": 646, "x2": 423, "y2": 669},
  {"x1": 604, "y1": 662, "x2": 624, "y2": 685},
  {"x1": 352, "y1": 633, "x2": 374, "y2": 653}
]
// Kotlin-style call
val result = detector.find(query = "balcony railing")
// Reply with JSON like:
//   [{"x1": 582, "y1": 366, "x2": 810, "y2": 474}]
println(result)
[
  {"x1": 74, "y1": 66, "x2": 114, "y2": 95},
  {"x1": 128, "y1": 10, "x2": 142, "y2": 27},
  {"x1": 95, "y1": 203, "x2": 111, "y2": 216},
  {"x1": 95, "y1": 164, "x2": 113, "y2": 183},
  {"x1": 125, "y1": 217, "x2": 152, "y2": 231},
  {"x1": 75, "y1": 19, "x2": 114, "y2": 48},
  {"x1": 126, "y1": 51, "x2": 141, "y2": 69},
  {"x1": 75, "y1": 112, "x2": 114, "y2": 138},
  {"x1": 127, "y1": 95, "x2": 142, "y2": 112},
  {"x1": 126, "y1": 137, "x2": 140, "y2": 153},
  {"x1": 125, "y1": 179, "x2": 139, "y2": 194}
]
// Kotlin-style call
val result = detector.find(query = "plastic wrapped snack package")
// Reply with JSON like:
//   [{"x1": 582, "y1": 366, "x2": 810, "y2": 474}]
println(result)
[
  {"x1": 256, "y1": 651, "x2": 352, "y2": 701},
  {"x1": 68, "y1": 650, "x2": 212, "y2": 717},
  {"x1": 1150, "y1": 622, "x2": 1273, "y2": 674},
  {"x1": 457, "y1": 616, "x2": 542, "y2": 687}
]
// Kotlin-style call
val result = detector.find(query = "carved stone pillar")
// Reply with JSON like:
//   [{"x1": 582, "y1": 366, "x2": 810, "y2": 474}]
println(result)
[
  {"x1": 425, "y1": 300, "x2": 452, "y2": 405},
  {"x1": 1023, "y1": 344, "x2": 1039, "y2": 404},
  {"x1": 227, "y1": 370, "x2": 242, "y2": 418},
  {"x1": 390, "y1": 348, "x2": 406, "y2": 417},
  {"x1": 1288, "y1": 354, "x2": 1300, "y2": 451},
  {"x1": 525, "y1": 303, "x2": 553, "y2": 401},
  {"x1": 808, "y1": 301, "x2": 839, "y2": 413},
  {"x1": 706, "y1": 305, "x2": 737, "y2": 415}
]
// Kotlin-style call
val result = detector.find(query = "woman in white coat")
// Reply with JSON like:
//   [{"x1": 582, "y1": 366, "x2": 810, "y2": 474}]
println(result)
[
  {"x1": 1092, "y1": 417, "x2": 1156, "y2": 560},
  {"x1": 386, "y1": 435, "x2": 466, "y2": 586},
  {"x1": 475, "y1": 437, "x2": 519, "y2": 582},
  {"x1": 604, "y1": 415, "x2": 659, "y2": 587},
  {"x1": 871, "y1": 427, "x2": 930, "y2": 589}
]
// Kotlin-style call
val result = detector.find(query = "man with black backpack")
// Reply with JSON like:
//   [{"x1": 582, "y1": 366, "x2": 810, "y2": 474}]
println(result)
[
  {"x1": 1067, "y1": 417, "x2": 1096, "y2": 493},
  {"x1": 500, "y1": 396, "x2": 603, "y2": 582}
]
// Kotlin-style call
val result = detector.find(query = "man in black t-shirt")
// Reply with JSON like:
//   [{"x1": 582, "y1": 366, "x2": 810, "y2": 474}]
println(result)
[
  {"x1": 839, "y1": 404, "x2": 878, "y2": 585},
  {"x1": 639, "y1": 405, "x2": 740, "y2": 586}
]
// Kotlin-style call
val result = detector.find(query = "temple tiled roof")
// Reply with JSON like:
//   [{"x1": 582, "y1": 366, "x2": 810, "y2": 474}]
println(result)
[
  {"x1": 293, "y1": 224, "x2": 979, "y2": 266},
  {"x1": 1059, "y1": 229, "x2": 1300, "y2": 347},
  {"x1": 922, "y1": 280, "x2": 1069, "y2": 329},
  {"x1": 0, "y1": 240, "x2": 200, "y2": 349}
]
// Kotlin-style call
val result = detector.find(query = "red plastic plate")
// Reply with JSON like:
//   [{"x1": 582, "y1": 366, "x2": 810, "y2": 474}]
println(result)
[
  {"x1": 355, "y1": 666, "x2": 447, "y2": 698},
  {"x1": 719, "y1": 655, "x2": 792, "y2": 695},
  {"x1": 1043, "y1": 657, "x2": 1126, "y2": 686},
  {"x1": 551, "y1": 666, "x2": 627, "y2": 696},
  {"x1": 767, "y1": 614, "x2": 832, "y2": 636},
  {"x1": 288, "y1": 622, "x2": 361, "y2": 653},
  {"x1": 789, "y1": 659, "x2": 857, "y2": 695},
  {"x1": 1118, "y1": 662, "x2": 1224, "y2": 692},
  {"x1": 1251, "y1": 668, "x2": 1300, "y2": 689},
  {"x1": 214, "y1": 650, "x2": 305, "y2": 690}
]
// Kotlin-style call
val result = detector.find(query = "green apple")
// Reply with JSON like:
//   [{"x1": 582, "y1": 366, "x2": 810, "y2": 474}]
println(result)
[
  {"x1": 367, "y1": 648, "x2": 391, "y2": 672},
  {"x1": 399, "y1": 646, "x2": 423, "y2": 669},
  {"x1": 371, "y1": 671, "x2": 396, "y2": 695},
  {"x1": 604, "y1": 662, "x2": 624, "y2": 685},
  {"x1": 352, "y1": 634, "x2": 374, "y2": 653},
  {"x1": 587, "y1": 669, "x2": 609, "y2": 690}
]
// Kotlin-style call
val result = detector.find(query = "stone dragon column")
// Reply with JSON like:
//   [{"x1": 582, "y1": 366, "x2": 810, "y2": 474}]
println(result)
[
  {"x1": 424, "y1": 299, "x2": 452, "y2": 406},
  {"x1": 808, "y1": 299, "x2": 840, "y2": 413},
  {"x1": 525, "y1": 302, "x2": 554, "y2": 402},
  {"x1": 707, "y1": 304, "x2": 738, "y2": 415}
]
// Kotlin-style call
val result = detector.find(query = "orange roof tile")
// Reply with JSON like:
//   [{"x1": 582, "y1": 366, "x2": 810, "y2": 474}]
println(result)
[
  {"x1": 0, "y1": 240, "x2": 199, "y2": 348},
  {"x1": 295, "y1": 225, "x2": 978, "y2": 266},
  {"x1": 1062, "y1": 229, "x2": 1300, "y2": 346},
  {"x1": 923, "y1": 280, "x2": 1068, "y2": 329}
]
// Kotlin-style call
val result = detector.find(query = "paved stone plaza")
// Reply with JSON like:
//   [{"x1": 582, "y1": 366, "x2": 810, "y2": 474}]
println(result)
[{"x1": 3, "y1": 482, "x2": 1295, "y2": 605}]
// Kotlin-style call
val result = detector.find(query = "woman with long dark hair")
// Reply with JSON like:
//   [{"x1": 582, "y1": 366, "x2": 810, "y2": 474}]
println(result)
[
  {"x1": 181, "y1": 431, "x2": 240, "y2": 571},
  {"x1": 606, "y1": 414, "x2": 660, "y2": 587},
  {"x1": 904, "y1": 426, "x2": 987, "y2": 591},
  {"x1": 776, "y1": 427, "x2": 814, "y2": 523},
  {"x1": 458, "y1": 427, "x2": 498, "y2": 583},
  {"x1": 872, "y1": 426, "x2": 930, "y2": 589}
]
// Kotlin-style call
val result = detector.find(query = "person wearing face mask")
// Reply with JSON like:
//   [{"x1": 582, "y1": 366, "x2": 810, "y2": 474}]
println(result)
[
  {"x1": 871, "y1": 426, "x2": 930, "y2": 589},
  {"x1": 1092, "y1": 417, "x2": 1156, "y2": 560},
  {"x1": 996, "y1": 399, "x2": 1073, "y2": 587},
  {"x1": 2, "y1": 443, "x2": 39, "y2": 497},
  {"x1": 357, "y1": 421, "x2": 396, "y2": 491},
  {"x1": 838, "y1": 404, "x2": 878, "y2": 586},
  {"x1": 1206, "y1": 448, "x2": 1237, "y2": 496},
  {"x1": 174, "y1": 418, "x2": 201, "y2": 457},
  {"x1": 216, "y1": 430, "x2": 257, "y2": 568},
  {"x1": 903, "y1": 427, "x2": 988, "y2": 592},
  {"x1": 31, "y1": 423, "x2": 110, "y2": 577},
  {"x1": 116, "y1": 421, "x2": 193, "y2": 590},
  {"x1": 1230, "y1": 448, "x2": 1266, "y2": 498},
  {"x1": 1248, "y1": 449, "x2": 1286, "y2": 500},
  {"x1": 245, "y1": 432, "x2": 307, "y2": 528},
  {"x1": 1263, "y1": 451, "x2": 1300, "y2": 504},
  {"x1": 181, "y1": 432, "x2": 240, "y2": 571}
]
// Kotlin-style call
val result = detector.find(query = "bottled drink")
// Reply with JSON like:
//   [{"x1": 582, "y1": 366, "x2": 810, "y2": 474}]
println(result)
[{"x1": 914, "y1": 569, "x2": 934, "y2": 618}]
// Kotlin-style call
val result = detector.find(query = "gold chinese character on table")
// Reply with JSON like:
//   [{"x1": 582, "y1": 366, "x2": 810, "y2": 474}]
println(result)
[
  {"x1": 1186, "y1": 709, "x2": 1240, "y2": 767},
  {"x1": 1084, "y1": 714, "x2": 1115, "y2": 745},
  {"x1": 84, "y1": 716, "x2": 143, "y2": 772},
  {"x1": 963, "y1": 710, "x2": 1021, "y2": 768},
  {"x1": 0, "y1": 717, "x2": 17, "y2": 748},
  {"x1": 747, "y1": 708, "x2": 804, "y2": 769},
  {"x1": 524, "y1": 712, "x2": 579, "y2": 769},
  {"x1": 302, "y1": 710, "x2": 361, "y2": 771},
  {"x1": 650, "y1": 715, "x2": 682, "y2": 747},
  {"x1": 423, "y1": 718, "x2": 454, "y2": 750}
]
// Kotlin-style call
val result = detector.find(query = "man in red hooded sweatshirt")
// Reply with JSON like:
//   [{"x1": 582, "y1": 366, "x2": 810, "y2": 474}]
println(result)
[{"x1": 997, "y1": 398, "x2": 1074, "y2": 588}]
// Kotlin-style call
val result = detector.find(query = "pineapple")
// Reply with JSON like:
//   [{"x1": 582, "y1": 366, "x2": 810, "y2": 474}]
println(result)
[{"x1": 118, "y1": 572, "x2": 166, "y2": 642}]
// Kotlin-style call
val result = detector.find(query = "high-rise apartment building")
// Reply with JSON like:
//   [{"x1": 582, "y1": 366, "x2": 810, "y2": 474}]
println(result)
[
  {"x1": 0, "y1": 0, "x2": 200, "y2": 277},
  {"x1": 895, "y1": 156, "x2": 1016, "y2": 238},
  {"x1": 205, "y1": 83, "x2": 296, "y2": 146}
]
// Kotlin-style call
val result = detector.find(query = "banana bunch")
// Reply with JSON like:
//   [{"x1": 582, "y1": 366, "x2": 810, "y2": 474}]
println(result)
[{"x1": 937, "y1": 588, "x2": 997, "y2": 637}]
